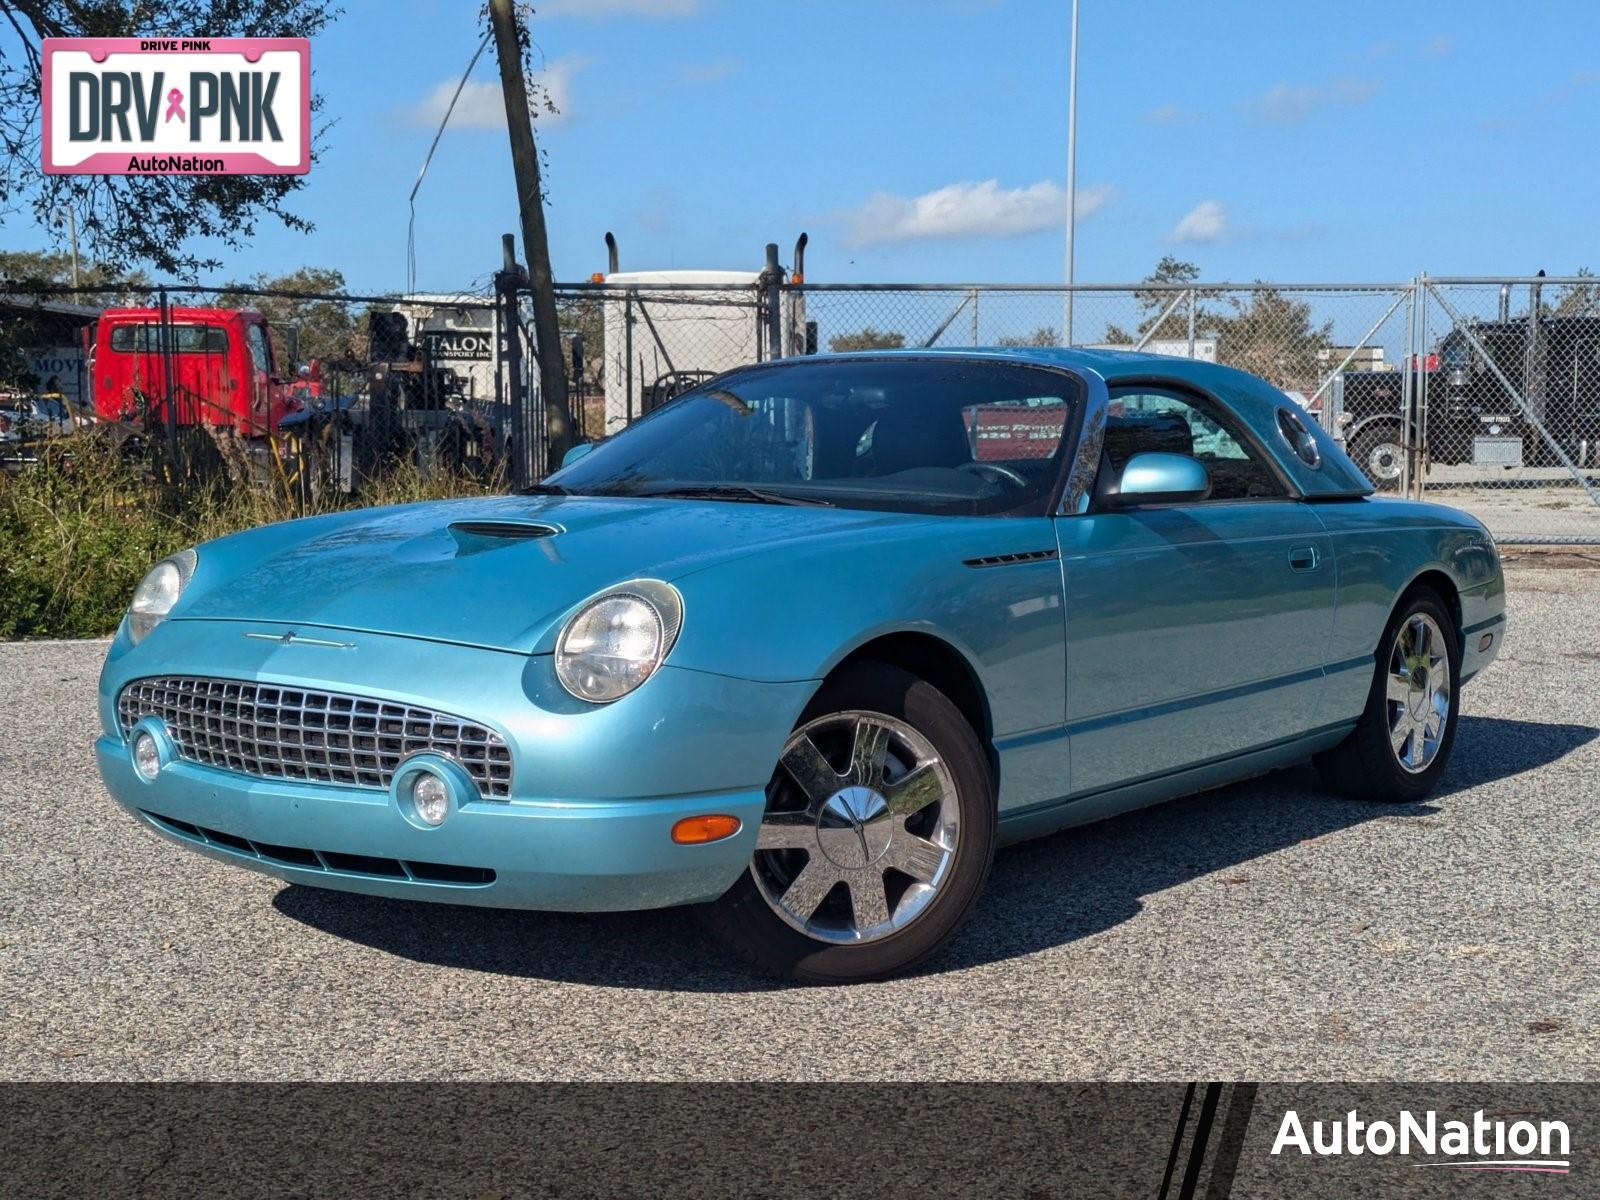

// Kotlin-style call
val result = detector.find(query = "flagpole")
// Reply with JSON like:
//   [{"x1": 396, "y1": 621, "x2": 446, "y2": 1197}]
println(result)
[{"x1": 1063, "y1": 0, "x2": 1079, "y2": 347}]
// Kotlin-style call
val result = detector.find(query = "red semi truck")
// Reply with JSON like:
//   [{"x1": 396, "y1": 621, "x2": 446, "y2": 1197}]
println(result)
[{"x1": 87, "y1": 306, "x2": 302, "y2": 436}]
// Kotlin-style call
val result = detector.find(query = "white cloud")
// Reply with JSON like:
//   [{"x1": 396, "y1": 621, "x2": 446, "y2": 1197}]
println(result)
[
  {"x1": 537, "y1": 0, "x2": 698, "y2": 15},
  {"x1": 681, "y1": 60, "x2": 740, "y2": 83},
  {"x1": 845, "y1": 178, "x2": 1113, "y2": 246},
  {"x1": 1170, "y1": 200, "x2": 1227, "y2": 244},
  {"x1": 407, "y1": 80, "x2": 504, "y2": 130},
  {"x1": 1247, "y1": 76, "x2": 1378, "y2": 124},
  {"x1": 405, "y1": 57, "x2": 583, "y2": 129}
]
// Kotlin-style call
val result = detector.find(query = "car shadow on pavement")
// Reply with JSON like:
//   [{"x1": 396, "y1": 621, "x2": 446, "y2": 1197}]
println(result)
[{"x1": 273, "y1": 715, "x2": 1594, "y2": 990}]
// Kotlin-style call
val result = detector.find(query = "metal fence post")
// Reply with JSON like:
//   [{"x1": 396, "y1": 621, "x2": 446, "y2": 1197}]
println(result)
[
  {"x1": 1413, "y1": 277, "x2": 1429, "y2": 499},
  {"x1": 762, "y1": 243, "x2": 783, "y2": 362},
  {"x1": 624, "y1": 289, "x2": 635, "y2": 423},
  {"x1": 1397, "y1": 278, "x2": 1417, "y2": 498},
  {"x1": 156, "y1": 285, "x2": 177, "y2": 466},
  {"x1": 498, "y1": 267, "x2": 527, "y2": 489}
]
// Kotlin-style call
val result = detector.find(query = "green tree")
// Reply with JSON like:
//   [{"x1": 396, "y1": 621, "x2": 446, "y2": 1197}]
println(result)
[
  {"x1": 0, "y1": 248, "x2": 150, "y2": 294},
  {"x1": 1551, "y1": 268, "x2": 1599, "y2": 317},
  {"x1": 997, "y1": 326, "x2": 1060, "y2": 347},
  {"x1": 0, "y1": 250, "x2": 153, "y2": 391},
  {"x1": 0, "y1": 1, "x2": 340, "y2": 276},
  {"x1": 1213, "y1": 288, "x2": 1333, "y2": 389},
  {"x1": 829, "y1": 327, "x2": 905, "y2": 353},
  {"x1": 1103, "y1": 256, "x2": 1212, "y2": 344},
  {"x1": 216, "y1": 267, "x2": 364, "y2": 368},
  {"x1": 557, "y1": 293, "x2": 605, "y2": 388}
]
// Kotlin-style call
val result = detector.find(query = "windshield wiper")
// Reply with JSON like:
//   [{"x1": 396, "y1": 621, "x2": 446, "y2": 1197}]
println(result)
[
  {"x1": 517, "y1": 481, "x2": 573, "y2": 496},
  {"x1": 641, "y1": 483, "x2": 835, "y2": 508}
]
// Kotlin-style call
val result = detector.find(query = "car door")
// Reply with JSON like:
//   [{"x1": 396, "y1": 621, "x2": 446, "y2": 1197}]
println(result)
[{"x1": 1053, "y1": 383, "x2": 1335, "y2": 797}]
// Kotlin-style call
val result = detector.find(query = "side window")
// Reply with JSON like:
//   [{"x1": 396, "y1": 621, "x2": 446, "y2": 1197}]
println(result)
[
  {"x1": 1106, "y1": 388, "x2": 1284, "y2": 501},
  {"x1": 246, "y1": 324, "x2": 270, "y2": 373}
]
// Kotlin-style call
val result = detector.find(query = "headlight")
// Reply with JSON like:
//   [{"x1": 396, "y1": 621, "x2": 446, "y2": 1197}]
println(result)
[
  {"x1": 555, "y1": 579, "x2": 683, "y2": 703},
  {"x1": 128, "y1": 549, "x2": 197, "y2": 644}
]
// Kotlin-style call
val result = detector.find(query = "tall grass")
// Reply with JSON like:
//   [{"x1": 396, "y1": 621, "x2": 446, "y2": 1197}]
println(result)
[{"x1": 0, "y1": 438, "x2": 498, "y2": 640}]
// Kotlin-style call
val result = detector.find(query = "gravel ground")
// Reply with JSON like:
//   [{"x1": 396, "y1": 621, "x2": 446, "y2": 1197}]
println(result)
[
  {"x1": 2, "y1": 565, "x2": 1597, "y2": 1082},
  {"x1": 1423, "y1": 480, "x2": 1600, "y2": 542}
]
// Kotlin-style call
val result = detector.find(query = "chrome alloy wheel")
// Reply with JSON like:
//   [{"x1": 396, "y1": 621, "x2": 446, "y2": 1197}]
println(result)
[
  {"x1": 752, "y1": 710, "x2": 959, "y2": 944},
  {"x1": 1386, "y1": 612, "x2": 1451, "y2": 774}
]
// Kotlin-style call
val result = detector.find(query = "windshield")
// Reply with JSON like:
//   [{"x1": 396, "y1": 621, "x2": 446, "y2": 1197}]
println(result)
[{"x1": 549, "y1": 357, "x2": 1082, "y2": 516}]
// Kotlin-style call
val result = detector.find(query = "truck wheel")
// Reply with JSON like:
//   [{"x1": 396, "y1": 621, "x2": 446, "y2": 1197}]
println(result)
[{"x1": 1349, "y1": 424, "x2": 1404, "y2": 490}]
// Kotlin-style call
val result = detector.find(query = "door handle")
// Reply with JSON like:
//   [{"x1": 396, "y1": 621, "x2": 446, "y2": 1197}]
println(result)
[{"x1": 1288, "y1": 545, "x2": 1321, "y2": 572}]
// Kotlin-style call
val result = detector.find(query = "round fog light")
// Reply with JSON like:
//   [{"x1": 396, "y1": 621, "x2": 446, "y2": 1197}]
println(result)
[
  {"x1": 411, "y1": 772, "x2": 450, "y2": 827},
  {"x1": 133, "y1": 732, "x2": 161, "y2": 781}
]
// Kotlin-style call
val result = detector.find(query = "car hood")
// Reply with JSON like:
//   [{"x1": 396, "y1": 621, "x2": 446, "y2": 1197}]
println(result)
[{"x1": 177, "y1": 493, "x2": 936, "y2": 654}]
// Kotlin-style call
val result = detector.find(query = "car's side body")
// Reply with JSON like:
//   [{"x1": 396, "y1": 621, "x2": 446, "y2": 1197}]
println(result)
[{"x1": 95, "y1": 349, "x2": 1505, "y2": 919}]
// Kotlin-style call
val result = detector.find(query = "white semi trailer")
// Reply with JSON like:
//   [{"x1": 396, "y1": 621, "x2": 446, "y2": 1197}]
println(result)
[{"x1": 597, "y1": 237, "x2": 809, "y2": 435}]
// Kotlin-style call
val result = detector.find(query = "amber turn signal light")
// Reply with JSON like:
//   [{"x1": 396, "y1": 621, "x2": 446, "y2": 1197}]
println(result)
[{"x1": 671, "y1": 814, "x2": 742, "y2": 844}]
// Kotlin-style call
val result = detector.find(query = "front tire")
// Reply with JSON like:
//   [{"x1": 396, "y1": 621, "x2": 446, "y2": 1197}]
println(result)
[
  {"x1": 1315, "y1": 590, "x2": 1460, "y2": 803},
  {"x1": 700, "y1": 663, "x2": 995, "y2": 983}
]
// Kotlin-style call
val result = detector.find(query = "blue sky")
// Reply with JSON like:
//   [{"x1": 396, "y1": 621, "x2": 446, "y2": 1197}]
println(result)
[{"x1": 6, "y1": 0, "x2": 1598, "y2": 292}]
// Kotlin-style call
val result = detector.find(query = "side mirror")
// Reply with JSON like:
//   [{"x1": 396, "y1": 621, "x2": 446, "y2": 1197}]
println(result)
[
  {"x1": 561, "y1": 441, "x2": 595, "y2": 468},
  {"x1": 1103, "y1": 451, "x2": 1210, "y2": 507},
  {"x1": 271, "y1": 323, "x2": 300, "y2": 370}
]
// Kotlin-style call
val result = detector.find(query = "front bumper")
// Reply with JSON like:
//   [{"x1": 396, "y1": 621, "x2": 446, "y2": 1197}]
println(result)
[
  {"x1": 97, "y1": 619, "x2": 814, "y2": 911},
  {"x1": 1458, "y1": 575, "x2": 1506, "y2": 686},
  {"x1": 98, "y1": 738, "x2": 768, "y2": 909}
]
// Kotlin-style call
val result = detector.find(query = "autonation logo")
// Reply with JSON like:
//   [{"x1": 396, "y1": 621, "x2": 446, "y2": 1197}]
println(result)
[{"x1": 1272, "y1": 1109, "x2": 1571, "y2": 1175}]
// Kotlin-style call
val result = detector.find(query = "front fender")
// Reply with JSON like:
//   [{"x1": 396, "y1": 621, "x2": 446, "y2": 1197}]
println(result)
[{"x1": 665, "y1": 517, "x2": 1068, "y2": 741}]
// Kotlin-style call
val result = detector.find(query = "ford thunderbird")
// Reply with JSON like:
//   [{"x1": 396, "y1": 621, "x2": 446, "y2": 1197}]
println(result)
[{"x1": 97, "y1": 350, "x2": 1505, "y2": 981}]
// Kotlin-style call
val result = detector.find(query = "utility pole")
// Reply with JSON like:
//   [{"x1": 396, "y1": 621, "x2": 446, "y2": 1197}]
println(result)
[
  {"x1": 1062, "y1": 0, "x2": 1079, "y2": 347},
  {"x1": 57, "y1": 207, "x2": 80, "y2": 287},
  {"x1": 488, "y1": 0, "x2": 574, "y2": 471}
]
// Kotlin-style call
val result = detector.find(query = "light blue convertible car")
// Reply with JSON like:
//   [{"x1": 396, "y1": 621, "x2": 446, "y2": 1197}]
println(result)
[{"x1": 97, "y1": 350, "x2": 1505, "y2": 981}]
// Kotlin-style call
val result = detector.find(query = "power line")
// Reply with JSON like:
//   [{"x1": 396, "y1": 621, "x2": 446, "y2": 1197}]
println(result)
[{"x1": 407, "y1": 29, "x2": 493, "y2": 294}]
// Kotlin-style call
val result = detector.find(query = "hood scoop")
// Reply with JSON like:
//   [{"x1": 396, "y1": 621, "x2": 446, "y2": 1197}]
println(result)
[{"x1": 448, "y1": 520, "x2": 562, "y2": 553}]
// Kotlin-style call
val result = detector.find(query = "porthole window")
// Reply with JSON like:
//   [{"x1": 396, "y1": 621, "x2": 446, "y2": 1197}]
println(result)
[{"x1": 1276, "y1": 406, "x2": 1321, "y2": 469}]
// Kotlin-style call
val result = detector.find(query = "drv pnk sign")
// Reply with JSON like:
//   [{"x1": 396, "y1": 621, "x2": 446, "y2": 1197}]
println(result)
[{"x1": 42, "y1": 38, "x2": 309, "y2": 175}]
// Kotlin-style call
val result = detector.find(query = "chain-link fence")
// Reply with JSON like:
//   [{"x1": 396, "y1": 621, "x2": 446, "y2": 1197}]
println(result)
[
  {"x1": 554, "y1": 275, "x2": 1600, "y2": 542},
  {"x1": 5, "y1": 270, "x2": 1598, "y2": 542},
  {"x1": 0, "y1": 280, "x2": 541, "y2": 508},
  {"x1": 1408, "y1": 277, "x2": 1600, "y2": 543}
]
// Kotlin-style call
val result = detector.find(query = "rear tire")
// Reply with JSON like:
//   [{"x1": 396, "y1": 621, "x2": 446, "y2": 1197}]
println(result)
[
  {"x1": 1315, "y1": 590, "x2": 1460, "y2": 803},
  {"x1": 1349, "y1": 423, "x2": 1404, "y2": 491},
  {"x1": 699, "y1": 663, "x2": 995, "y2": 984}
]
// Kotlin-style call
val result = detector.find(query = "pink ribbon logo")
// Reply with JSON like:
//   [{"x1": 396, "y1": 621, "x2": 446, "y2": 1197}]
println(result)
[{"x1": 164, "y1": 88, "x2": 185, "y2": 123}]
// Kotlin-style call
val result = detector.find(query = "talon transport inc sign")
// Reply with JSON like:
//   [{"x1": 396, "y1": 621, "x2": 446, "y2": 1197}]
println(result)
[{"x1": 42, "y1": 38, "x2": 309, "y2": 175}]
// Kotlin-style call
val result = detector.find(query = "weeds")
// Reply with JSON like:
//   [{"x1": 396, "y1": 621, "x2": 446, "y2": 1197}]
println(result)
[{"x1": 0, "y1": 437, "x2": 497, "y2": 639}]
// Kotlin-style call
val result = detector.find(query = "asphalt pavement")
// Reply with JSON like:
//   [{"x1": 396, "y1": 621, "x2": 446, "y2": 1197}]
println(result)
[{"x1": 3, "y1": 563, "x2": 1596, "y2": 1080}]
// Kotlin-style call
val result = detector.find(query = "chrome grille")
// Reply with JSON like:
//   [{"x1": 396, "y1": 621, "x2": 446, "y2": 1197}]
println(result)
[{"x1": 117, "y1": 676, "x2": 513, "y2": 798}]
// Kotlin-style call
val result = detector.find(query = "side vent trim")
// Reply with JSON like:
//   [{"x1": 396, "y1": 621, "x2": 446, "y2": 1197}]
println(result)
[{"x1": 963, "y1": 549, "x2": 1060, "y2": 569}]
